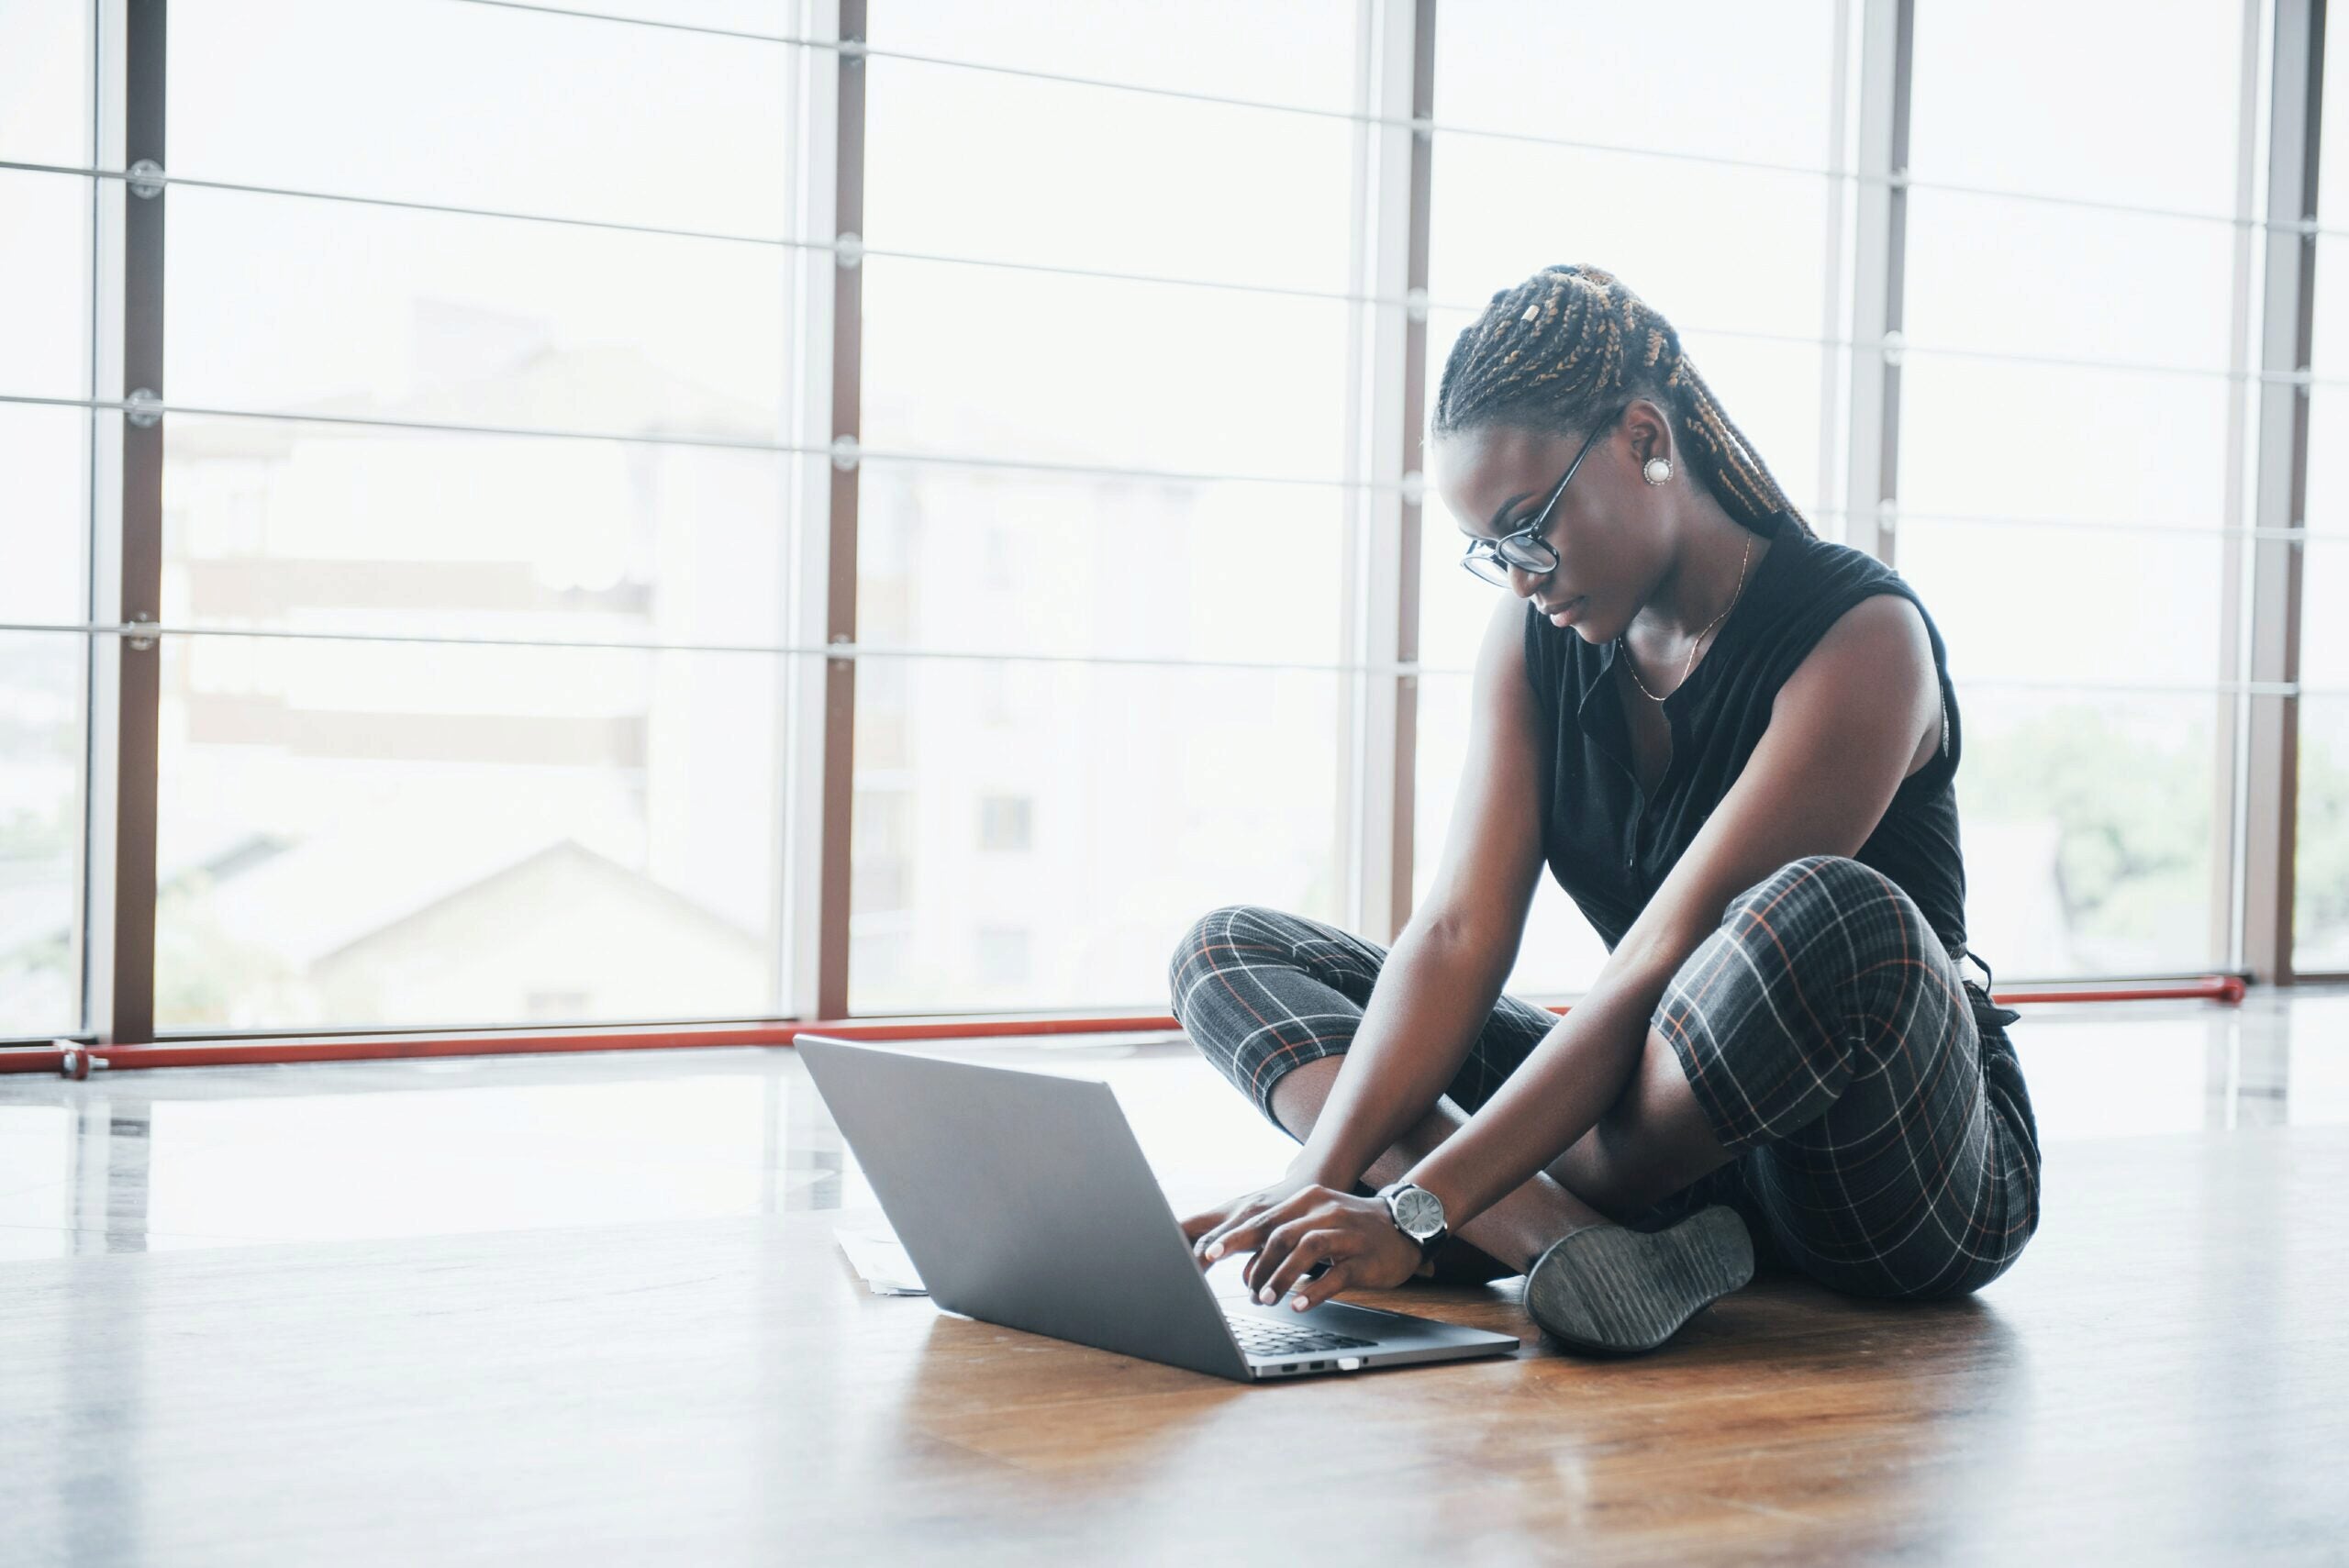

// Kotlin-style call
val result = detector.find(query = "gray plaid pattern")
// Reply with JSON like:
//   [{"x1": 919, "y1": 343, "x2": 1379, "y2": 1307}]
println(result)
[{"x1": 1167, "y1": 854, "x2": 2041, "y2": 1301}]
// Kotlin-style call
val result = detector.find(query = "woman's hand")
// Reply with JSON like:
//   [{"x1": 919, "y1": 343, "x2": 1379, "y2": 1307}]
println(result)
[
  {"x1": 1180, "y1": 1173, "x2": 1325, "y2": 1265},
  {"x1": 1188, "y1": 1183, "x2": 1424, "y2": 1311}
]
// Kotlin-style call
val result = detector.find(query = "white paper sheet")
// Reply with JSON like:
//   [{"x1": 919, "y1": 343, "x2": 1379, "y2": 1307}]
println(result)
[{"x1": 834, "y1": 1225, "x2": 928, "y2": 1296}]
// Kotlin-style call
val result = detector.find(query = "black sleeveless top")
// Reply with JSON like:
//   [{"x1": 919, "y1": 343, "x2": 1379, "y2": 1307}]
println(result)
[
  {"x1": 1522, "y1": 507, "x2": 1973, "y2": 966},
  {"x1": 1521, "y1": 511, "x2": 2037, "y2": 1161}
]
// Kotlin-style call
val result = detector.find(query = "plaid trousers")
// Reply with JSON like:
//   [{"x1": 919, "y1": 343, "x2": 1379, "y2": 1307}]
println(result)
[{"x1": 1167, "y1": 854, "x2": 2042, "y2": 1300}]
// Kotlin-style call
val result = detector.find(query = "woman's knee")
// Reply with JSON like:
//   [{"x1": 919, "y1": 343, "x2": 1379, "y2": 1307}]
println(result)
[
  {"x1": 1720, "y1": 854, "x2": 1939, "y2": 977},
  {"x1": 1727, "y1": 852, "x2": 1884, "y2": 918},
  {"x1": 1654, "y1": 855, "x2": 1947, "y2": 1131},
  {"x1": 1166, "y1": 904, "x2": 1325, "y2": 1075},
  {"x1": 1167, "y1": 903, "x2": 1281, "y2": 1014}
]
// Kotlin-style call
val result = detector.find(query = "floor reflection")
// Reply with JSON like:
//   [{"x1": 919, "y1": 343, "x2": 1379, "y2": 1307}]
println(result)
[
  {"x1": 0, "y1": 984, "x2": 2345, "y2": 1261},
  {"x1": 1419, "y1": 1298, "x2": 2031, "y2": 1560},
  {"x1": 805, "y1": 1264, "x2": 2037, "y2": 1562}
]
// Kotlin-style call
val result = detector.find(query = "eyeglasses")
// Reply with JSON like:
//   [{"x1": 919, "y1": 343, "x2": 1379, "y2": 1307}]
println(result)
[{"x1": 1458, "y1": 418, "x2": 1609, "y2": 588}]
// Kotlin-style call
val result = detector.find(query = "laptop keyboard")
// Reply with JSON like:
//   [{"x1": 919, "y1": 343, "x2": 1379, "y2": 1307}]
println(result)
[{"x1": 1224, "y1": 1312, "x2": 1376, "y2": 1358}]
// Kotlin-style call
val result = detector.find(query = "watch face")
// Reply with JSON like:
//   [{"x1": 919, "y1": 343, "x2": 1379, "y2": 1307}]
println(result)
[{"x1": 1393, "y1": 1185, "x2": 1444, "y2": 1240}]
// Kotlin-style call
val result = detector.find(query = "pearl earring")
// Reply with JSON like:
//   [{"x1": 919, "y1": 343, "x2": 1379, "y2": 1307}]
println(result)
[{"x1": 1642, "y1": 457, "x2": 1673, "y2": 485}]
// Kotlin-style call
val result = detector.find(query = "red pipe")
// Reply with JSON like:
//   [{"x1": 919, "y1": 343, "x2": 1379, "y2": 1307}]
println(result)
[
  {"x1": 1970, "y1": 976, "x2": 2246, "y2": 1006},
  {"x1": 1, "y1": 1012, "x2": 1184, "y2": 1076},
  {"x1": 0, "y1": 975, "x2": 2247, "y2": 1078}
]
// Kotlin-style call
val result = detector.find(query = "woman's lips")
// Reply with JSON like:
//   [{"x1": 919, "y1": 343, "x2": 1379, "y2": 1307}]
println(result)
[{"x1": 1547, "y1": 596, "x2": 1586, "y2": 628}]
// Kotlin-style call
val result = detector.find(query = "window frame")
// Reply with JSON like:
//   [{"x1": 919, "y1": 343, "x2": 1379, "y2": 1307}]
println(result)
[{"x1": 3, "y1": 0, "x2": 2324, "y2": 1062}]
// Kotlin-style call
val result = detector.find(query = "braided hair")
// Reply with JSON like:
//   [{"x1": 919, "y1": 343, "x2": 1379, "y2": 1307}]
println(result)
[{"x1": 1431, "y1": 263, "x2": 1816, "y2": 541}]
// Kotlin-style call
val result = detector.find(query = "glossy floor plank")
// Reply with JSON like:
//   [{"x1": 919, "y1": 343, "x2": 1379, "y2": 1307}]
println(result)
[
  {"x1": 1, "y1": 1130, "x2": 2341, "y2": 1565},
  {"x1": 3, "y1": 990, "x2": 2346, "y2": 1564}
]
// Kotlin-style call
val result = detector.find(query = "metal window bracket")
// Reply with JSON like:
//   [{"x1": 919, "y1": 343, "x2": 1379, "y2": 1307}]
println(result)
[{"x1": 58, "y1": 1043, "x2": 112, "y2": 1080}]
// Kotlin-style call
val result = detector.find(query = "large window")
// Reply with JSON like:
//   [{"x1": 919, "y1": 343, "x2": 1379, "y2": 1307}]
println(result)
[
  {"x1": 151, "y1": 0, "x2": 809, "y2": 1029},
  {"x1": 2297, "y1": 4, "x2": 2349, "y2": 970},
  {"x1": 1, "y1": 2, "x2": 94, "y2": 1037},
  {"x1": 851, "y1": 1, "x2": 1363, "y2": 1010},
  {"x1": 1901, "y1": 0, "x2": 2247, "y2": 980},
  {"x1": 6, "y1": 1, "x2": 2342, "y2": 1044}
]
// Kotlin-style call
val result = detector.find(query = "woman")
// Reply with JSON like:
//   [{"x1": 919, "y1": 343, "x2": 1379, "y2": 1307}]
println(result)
[{"x1": 1166, "y1": 263, "x2": 2041, "y2": 1355}]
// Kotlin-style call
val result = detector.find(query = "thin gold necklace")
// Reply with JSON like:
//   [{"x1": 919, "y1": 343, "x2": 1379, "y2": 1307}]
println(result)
[{"x1": 1620, "y1": 531, "x2": 1755, "y2": 704}]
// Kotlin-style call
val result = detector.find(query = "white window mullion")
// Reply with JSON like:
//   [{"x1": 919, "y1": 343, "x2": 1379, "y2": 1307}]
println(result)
[
  {"x1": 780, "y1": 0, "x2": 842, "y2": 1019},
  {"x1": 1341, "y1": 0, "x2": 1428, "y2": 942}
]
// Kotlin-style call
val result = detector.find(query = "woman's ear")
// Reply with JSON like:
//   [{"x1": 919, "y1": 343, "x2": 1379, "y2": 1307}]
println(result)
[{"x1": 1621, "y1": 399, "x2": 1671, "y2": 471}]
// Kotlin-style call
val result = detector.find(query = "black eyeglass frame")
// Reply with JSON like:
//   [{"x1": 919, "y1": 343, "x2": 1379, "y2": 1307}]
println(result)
[{"x1": 1457, "y1": 415, "x2": 1614, "y2": 588}]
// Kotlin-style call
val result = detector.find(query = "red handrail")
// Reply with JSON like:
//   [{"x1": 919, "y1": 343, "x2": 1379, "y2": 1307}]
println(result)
[{"x1": 0, "y1": 974, "x2": 2248, "y2": 1077}]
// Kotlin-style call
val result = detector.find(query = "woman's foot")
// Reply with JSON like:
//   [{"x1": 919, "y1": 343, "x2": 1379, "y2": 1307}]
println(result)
[{"x1": 1521, "y1": 1205, "x2": 1754, "y2": 1353}]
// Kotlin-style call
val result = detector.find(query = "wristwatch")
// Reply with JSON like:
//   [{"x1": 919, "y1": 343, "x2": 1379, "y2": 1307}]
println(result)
[{"x1": 1377, "y1": 1180, "x2": 1450, "y2": 1263}]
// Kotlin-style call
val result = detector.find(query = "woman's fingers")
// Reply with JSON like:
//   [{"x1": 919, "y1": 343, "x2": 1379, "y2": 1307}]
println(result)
[
  {"x1": 1202, "y1": 1190, "x2": 1401, "y2": 1307},
  {"x1": 1201, "y1": 1185, "x2": 1324, "y2": 1265},
  {"x1": 1262, "y1": 1229, "x2": 1352, "y2": 1306},
  {"x1": 1194, "y1": 1200, "x2": 1269, "y2": 1263},
  {"x1": 1286, "y1": 1255, "x2": 1354, "y2": 1312},
  {"x1": 1191, "y1": 1196, "x2": 1264, "y2": 1261},
  {"x1": 1244, "y1": 1212, "x2": 1328, "y2": 1296},
  {"x1": 1184, "y1": 1197, "x2": 1254, "y2": 1249},
  {"x1": 1241, "y1": 1216, "x2": 1302, "y2": 1296}
]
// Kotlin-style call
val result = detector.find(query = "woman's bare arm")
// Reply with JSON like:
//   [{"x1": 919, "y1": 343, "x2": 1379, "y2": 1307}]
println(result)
[{"x1": 1285, "y1": 595, "x2": 1552, "y2": 1189}]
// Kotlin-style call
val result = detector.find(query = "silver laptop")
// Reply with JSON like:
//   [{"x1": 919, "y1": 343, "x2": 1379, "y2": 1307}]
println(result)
[{"x1": 796, "y1": 1034, "x2": 1520, "y2": 1383}]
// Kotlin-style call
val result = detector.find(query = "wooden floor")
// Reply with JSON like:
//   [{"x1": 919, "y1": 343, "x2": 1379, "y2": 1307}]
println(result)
[{"x1": 3, "y1": 990, "x2": 2346, "y2": 1565}]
